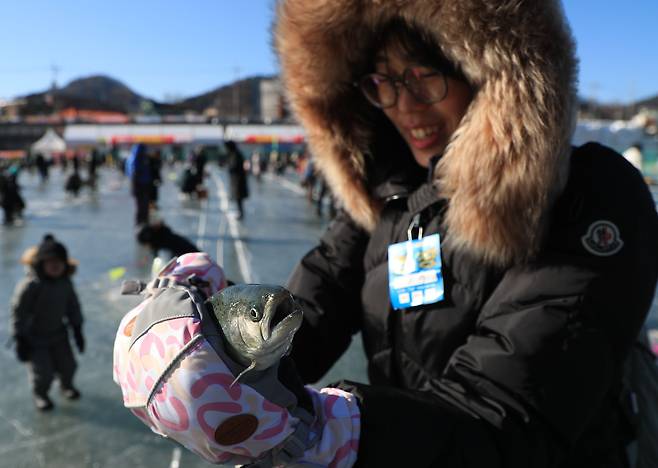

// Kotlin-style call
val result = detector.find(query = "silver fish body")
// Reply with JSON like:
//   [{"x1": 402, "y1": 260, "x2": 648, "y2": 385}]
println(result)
[{"x1": 207, "y1": 284, "x2": 303, "y2": 379}]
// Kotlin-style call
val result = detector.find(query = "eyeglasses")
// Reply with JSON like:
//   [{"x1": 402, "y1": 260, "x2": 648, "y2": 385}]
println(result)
[{"x1": 356, "y1": 67, "x2": 448, "y2": 109}]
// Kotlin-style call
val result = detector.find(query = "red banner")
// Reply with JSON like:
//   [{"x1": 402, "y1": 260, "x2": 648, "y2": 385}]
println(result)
[
  {"x1": 0, "y1": 150, "x2": 26, "y2": 159},
  {"x1": 109, "y1": 135, "x2": 176, "y2": 145}
]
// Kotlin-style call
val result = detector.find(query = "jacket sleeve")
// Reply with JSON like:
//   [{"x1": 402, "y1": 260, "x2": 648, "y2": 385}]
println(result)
[
  {"x1": 287, "y1": 210, "x2": 370, "y2": 383},
  {"x1": 10, "y1": 278, "x2": 40, "y2": 337},
  {"x1": 338, "y1": 170, "x2": 658, "y2": 465},
  {"x1": 66, "y1": 279, "x2": 83, "y2": 329}
]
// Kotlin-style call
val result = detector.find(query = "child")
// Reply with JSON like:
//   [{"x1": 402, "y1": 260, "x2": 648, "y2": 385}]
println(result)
[{"x1": 10, "y1": 234, "x2": 85, "y2": 411}]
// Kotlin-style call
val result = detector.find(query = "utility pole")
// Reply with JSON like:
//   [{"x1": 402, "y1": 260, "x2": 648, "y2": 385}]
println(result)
[
  {"x1": 46, "y1": 64, "x2": 60, "y2": 109},
  {"x1": 51, "y1": 64, "x2": 59, "y2": 91},
  {"x1": 233, "y1": 66, "x2": 241, "y2": 122}
]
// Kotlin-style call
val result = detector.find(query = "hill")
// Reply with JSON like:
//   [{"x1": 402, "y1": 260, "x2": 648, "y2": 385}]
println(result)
[
  {"x1": 578, "y1": 93, "x2": 658, "y2": 121},
  {"x1": 58, "y1": 75, "x2": 146, "y2": 112},
  {"x1": 17, "y1": 74, "x2": 276, "y2": 120},
  {"x1": 636, "y1": 94, "x2": 658, "y2": 110},
  {"x1": 171, "y1": 75, "x2": 275, "y2": 119},
  {"x1": 21, "y1": 75, "x2": 151, "y2": 114}
]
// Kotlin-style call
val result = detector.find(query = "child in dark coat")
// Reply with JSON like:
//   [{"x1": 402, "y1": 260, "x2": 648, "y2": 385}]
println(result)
[{"x1": 10, "y1": 234, "x2": 85, "y2": 411}]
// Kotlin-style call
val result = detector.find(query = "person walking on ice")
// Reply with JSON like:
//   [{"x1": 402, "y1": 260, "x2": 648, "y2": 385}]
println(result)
[
  {"x1": 11, "y1": 234, "x2": 85, "y2": 411},
  {"x1": 224, "y1": 140, "x2": 249, "y2": 220}
]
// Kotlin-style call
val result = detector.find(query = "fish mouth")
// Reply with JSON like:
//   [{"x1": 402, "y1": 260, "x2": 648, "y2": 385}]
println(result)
[
  {"x1": 247, "y1": 305, "x2": 302, "y2": 370},
  {"x1": 261, "y1": 291, "x2": 303, "y2": 342},
  {"x1": 268, "y1": 308, "x2": 303, "y2": 342}
]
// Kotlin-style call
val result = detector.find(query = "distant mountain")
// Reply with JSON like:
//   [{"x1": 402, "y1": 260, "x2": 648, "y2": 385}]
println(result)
[
  {"x1": 635, "y1": 94, "x2": 658, "y2": 110},
  {"x1": 172, "y1": 75, "x2": 275, "y2": 120},
  {"x1": 17, "y1": 74, "x2": 276, "y2": 119},
  {"x1": 578, "y1": 93, "x2": 658, "y2": 120},
  {"x1": 58, "y1": 75, "x2": 146, "y2": 112},
  {"x1": 21, "y1": 75, "x2": 152, "y2": 114}
]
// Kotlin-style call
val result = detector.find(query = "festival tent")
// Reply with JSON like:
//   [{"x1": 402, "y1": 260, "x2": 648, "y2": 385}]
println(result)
[{"x1": 31, "y1": 128, "x2": 66, "y2": 155}]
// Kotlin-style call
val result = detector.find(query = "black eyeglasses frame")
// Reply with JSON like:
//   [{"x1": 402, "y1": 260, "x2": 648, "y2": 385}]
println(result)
[{"x1": 354, "y1": 67, "x2": 449, "y2": 109}]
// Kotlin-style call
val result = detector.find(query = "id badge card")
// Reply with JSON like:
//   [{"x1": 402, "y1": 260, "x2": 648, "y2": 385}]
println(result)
[{"x1": 388, "y1": 233, "x2": 444, "y2": 309}]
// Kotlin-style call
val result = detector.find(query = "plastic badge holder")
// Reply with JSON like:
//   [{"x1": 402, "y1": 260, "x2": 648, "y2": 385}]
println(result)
[{"x1": 388, "y1": 229, "x2": 444, "y2": 310}]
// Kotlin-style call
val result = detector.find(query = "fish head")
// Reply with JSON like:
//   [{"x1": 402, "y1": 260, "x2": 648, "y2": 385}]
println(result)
[{"x1": 208, "y1": 284, "x2": 303, "y2": 371}]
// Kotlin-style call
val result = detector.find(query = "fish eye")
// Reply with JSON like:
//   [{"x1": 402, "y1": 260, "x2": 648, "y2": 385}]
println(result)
[{"x1": 249, "y1": 307, "x2": 262, "y2": 322}]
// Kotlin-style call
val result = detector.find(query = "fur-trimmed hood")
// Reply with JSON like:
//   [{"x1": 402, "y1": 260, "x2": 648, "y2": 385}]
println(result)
[
  {"x1": 274, "y1": 0, "x2": 578, "y2": 266},
  {"x1": 21, "y1": 245, "x2": 78, "y2": 276}
]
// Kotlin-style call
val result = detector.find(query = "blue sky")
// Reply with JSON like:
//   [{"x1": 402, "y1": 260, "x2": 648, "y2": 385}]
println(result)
[{"x1": 1, "y1": 0, "x2": 656, "y2": 104}]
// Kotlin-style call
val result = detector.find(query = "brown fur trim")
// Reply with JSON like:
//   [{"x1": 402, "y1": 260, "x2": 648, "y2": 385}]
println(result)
[
  {"x1": 20, "y1": 246, "x2": 38, "y2": 266},
  {"x1": 274, "y1": 0, "x2": 577, "y2": 265}
]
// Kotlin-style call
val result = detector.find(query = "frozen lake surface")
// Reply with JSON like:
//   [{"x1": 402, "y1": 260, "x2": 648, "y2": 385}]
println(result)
[{"x1": 0, "y1": 165, "x2": 366, "y2": 468}]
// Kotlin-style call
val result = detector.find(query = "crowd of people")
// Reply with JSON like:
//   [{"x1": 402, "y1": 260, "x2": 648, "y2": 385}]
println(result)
[
  {"x1": 1, "y1": 149, "x2": 110, "y2": 226},
  {"x1": 2, "y1": 139, "x2": 333, "y2": 227},
  {"x1": 5, "y1": 138, "x2": 337, "y2": 414}
]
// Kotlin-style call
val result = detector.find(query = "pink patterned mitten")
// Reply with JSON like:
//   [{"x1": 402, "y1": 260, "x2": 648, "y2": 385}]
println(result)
[
  {"x1": 113, "y1": 253, "x2": 361, "y2": 466},
  {"x1": 295, "y1": 386, "x2": 361, "y2": 468}
]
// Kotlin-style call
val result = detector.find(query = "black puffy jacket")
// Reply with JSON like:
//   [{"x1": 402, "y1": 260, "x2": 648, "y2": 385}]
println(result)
[{"x1": 288, "y1": 143, "x2": 658, "y2": 467}]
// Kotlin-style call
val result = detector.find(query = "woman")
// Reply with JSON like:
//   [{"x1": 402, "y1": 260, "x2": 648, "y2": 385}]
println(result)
[
  {"x1": 112, "y1": 1, "x2": 658, "y2": 466},
  {"x1": 275, "y1": 0, "x2": 658, "y2": 467}
]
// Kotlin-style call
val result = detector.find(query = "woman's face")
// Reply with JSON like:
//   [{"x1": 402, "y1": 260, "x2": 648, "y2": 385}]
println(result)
[{"x1": 376, "y1": 43, "x2": 473, "y2": 168}]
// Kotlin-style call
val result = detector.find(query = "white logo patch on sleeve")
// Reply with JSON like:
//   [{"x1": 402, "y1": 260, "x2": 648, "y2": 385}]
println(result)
[{"x1": 581, "y1": 220, "x2": 624, "y2": 256}]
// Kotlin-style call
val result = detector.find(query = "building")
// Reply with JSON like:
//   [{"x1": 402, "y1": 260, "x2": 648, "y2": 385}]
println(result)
[
  {"x1": 260, "y1": 78, "x2": 288, "y2": 123},
  {"x1": 0, "y1": 98, "x2": 27, "y2": 122}
]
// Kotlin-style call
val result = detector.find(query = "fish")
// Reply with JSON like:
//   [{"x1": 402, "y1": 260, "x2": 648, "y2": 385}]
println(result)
[{"x1": 207, "y1": 284, "x2": 303, "y2": 384}]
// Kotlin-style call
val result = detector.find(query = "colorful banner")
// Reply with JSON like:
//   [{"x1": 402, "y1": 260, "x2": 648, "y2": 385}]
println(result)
[
  {"x1": 109, "y1": 135, "x2": 176, "y2": 144},
  {"x1": 0, "y1": 150, "x2": 27, "y2": 159},
  {"x1": 243, "y1": 134, "x2": 304, "y2": 144}
]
